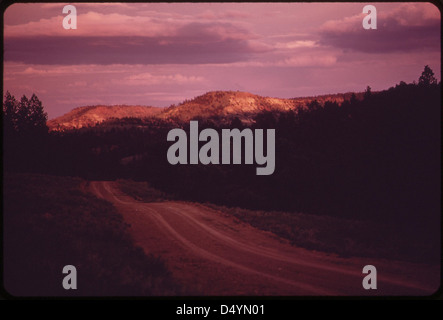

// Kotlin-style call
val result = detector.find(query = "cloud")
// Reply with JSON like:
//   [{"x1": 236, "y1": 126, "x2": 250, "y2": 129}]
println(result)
[
  {"x1": 4, "y1": 8, "x2": 265, "y2": 66},
  {"x1": 202, "y1": 50, "x2": 338, "y2": 68},
  {"x1": 318, "y1": 3, "x2": 440, "y2": 53},
  {"x1": 40, "y1": 3, "x2": 133, "y2": 10},
  {"x1": 10, "y1": 64, "x2": 125, "y2": 76},
  {"x1": 5, "y1": 8, "x2": 253, "y2": 38},
  {"x1": 5, "y1": 11, "x2": 179, "y2": 37},
  {"x1": 176, "y1": 21, "x2": 254, "y2": 41},
  {"x1": 67, "y1": 81, "x2": 88, "y2": 88},
  {"x1": 275, "y1": 40, "x2": 318, "y2": 49},
  {"x1": 197, "y1": 10, "x2": 250, "y2": 20},
  {"x1": 4, "y1": 36, "x2": 262, "y2": 65},
  {"x1": 276, "y1": 55, "x2": 337, "y2": 67},
  {"x1": 5, "y1": 30, "x2": 264, "y2": 65},
  {"x1": 125, "y1": 72, "x2": 204, "y2": 85}
]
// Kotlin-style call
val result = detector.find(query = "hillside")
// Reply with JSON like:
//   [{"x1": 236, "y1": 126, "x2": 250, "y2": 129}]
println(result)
[
  {"x1": 159, "y1": 91, "x2": 360, "y2": 122},
  {"x1": 47, "y1": 91, "x2": 363, "y2": 131},
  {"x1": 159, "y1": 91, "x2": 295, "y2": 121},
  {"x1": 47, "y1": 105, "x2": 163, "y2": 131}
]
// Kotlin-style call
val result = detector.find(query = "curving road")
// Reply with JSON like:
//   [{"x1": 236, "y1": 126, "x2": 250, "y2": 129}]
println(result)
[{"x1": 89, "y1": 181, "x2": 439, "y2": 296}]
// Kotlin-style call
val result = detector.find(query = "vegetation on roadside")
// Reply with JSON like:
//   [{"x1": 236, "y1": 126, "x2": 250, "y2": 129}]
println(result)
[
  {"x1": 3, "y1": 173, "x2": 181, "y2": 296},
  {"x1": 205, "y1": 203, "x2": 438, "y2": 264},
  {"x1": 116, "y1": 179, "x2": 171, "y2": 202}
]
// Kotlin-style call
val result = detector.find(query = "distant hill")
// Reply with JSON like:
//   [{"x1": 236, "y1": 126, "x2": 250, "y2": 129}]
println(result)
[
  {"x1": 48, "y1": 91, "x2": 363, "y2": 130},
  {"x1": 158, "y1": 91, "x2": 360, "y2": 122},
  {"x1": 158, "y1": 91, "x2": 295, "y2": 122},
  {"x1": 47, "y1": 105, "x2": 163, "y2": 131}
]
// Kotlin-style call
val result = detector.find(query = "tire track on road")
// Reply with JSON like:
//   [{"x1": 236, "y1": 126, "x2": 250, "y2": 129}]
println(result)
[{"x1": 88, "y1": 181, "x2": 439, "y2": 295}]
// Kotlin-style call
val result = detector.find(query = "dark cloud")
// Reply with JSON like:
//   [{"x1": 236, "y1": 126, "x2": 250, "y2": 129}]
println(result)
[
  {"x1": 5, "y1": 36, "x2": 262, "y2": 65},
  {"x1": 319, "y1": 19, "x2": 440, "y2": 54},
  {"x1": 4, "y1": 22, "x2": 264, "y2": 65}
]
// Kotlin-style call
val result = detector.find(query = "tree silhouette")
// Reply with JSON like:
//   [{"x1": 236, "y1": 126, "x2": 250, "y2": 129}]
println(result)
[
  {"x1": 418, "y1": 65, "x2": 437, "y2": 86},
  {"x1": 29, "y1": 94, "x2": 48, "y2": 132},
  {"x1": 3, "y1": 93, "x2": 48, "y2": 134},
  {"x1": 350, "y1": 93, "x2": 358, "y2": 104},
  {"x1": 3, "y1": 91, "x2": 18, "y2": 132},
  {"x1": 16, "y1": 95, "x2": 31, "y2": 132},
  {"x1": 3, "y1": 92, "x2": 49, "y2": 172},
  {"x1": 307, "y1": 99, "x2": 321, "y2": 111},
  {"x1": 364, "y1": 86, "x2": 372, "y2": 99}
]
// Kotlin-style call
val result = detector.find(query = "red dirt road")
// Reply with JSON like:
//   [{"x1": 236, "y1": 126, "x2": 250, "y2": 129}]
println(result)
[{"x1": 89, "y1": 181, "x2": 439, "y2": 296}]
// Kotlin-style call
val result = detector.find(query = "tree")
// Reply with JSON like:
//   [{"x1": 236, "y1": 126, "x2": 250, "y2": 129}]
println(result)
[
  {"x1": 364, "y1": 86, "x2": 372, "y2": 99},
  {"x1": 3, "y1": 91, "x2": 18, "y2": 132},
  {"x1": 28, "y1": 94, "x2": 48, "y2": 132},
  {"x1": 418, "y1": 65, "x2": 437, "y2": 86},
  {"x1": 254, "y1": 111, "x2": 277, "y2": 128},
  {"x1": 350, "y1": 93, "x2": 358, "y2": 104},
  {"x1": 3, "y1": 92, "x2": 49, "y2": 173},
  {"x1": 16, "y1": 95, "x2": 31, "y2": 131},
  {"x1": 3, "y1": 92, "x2": 48, "y2": 134},
  {"x1": 307, "y1": 100, "x2": 321, "y2": 111},
  {"x1": 396, "y1": 81, "x2": 407, "y2": 88}
]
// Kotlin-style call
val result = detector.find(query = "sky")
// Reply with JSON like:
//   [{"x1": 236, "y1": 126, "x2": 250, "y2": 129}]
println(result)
[{"x1": 3, "y1": 2, "x2": 441, "y2": 119}]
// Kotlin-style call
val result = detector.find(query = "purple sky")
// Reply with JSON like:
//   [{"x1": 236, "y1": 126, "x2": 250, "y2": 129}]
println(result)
[{"x1": 3, "y1": 2, "x2": 441, "y2": 119}]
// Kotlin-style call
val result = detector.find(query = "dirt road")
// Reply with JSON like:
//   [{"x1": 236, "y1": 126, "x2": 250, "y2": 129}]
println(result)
[{"x1": 89, "y1": 181, "x2": 439, "y2": 296}]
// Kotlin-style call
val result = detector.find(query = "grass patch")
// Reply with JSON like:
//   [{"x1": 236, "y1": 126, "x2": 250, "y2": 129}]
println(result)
[
  {"x1": 205, "y1": 204, "x2": 437, "y2": 264},
  {"x1": 3, "y1": 173, "x2": 181, "y2": 296},
  {"x1": 116, "y1": 179, "x2": 171, "y2": 202}
]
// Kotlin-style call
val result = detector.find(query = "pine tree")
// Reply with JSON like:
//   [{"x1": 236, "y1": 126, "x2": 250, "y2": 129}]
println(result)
[
  {"x1": 16, "y1": 95, "x2": 31, "y2": 132},
  {"x1": 3, "y1": 91, "x2": 18, "y2": 131},
  {"x1": 364, "y1": 86, "x2": 372, "y2": 99},
  {"x1": 6, "y1": 93, "x2": 48, "y2": 134},
  {"x1": 29, "y1": 94, "x2": 48, "y2": 131},
  {"x1": 418, "y1": 65, "x2": 437, "y2": 86}
]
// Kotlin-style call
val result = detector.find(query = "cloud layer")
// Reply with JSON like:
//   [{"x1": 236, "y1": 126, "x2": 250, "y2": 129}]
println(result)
[
  {"x1": 319, "y1": 3, "x2": 440, "y2": 53},
  {"x1": 5, "y1": 14, "x2": 265, "y2": 65},
  {"x1": 5, "y1": 34, "x2": 263, "y2": 65}
]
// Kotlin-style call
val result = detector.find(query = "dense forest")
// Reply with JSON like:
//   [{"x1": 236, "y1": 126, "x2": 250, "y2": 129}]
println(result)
[{"x1": 3, "y1": 67, "x2": 441, "y2": 247}]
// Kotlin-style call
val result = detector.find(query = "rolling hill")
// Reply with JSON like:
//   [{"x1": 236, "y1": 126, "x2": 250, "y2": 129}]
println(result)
[
  {"x1": 47, "y1": 105, "x2": 163, "y2": 131},
  {"x1": 47, "y1": 91, "x2": 362, "y2": 131},
  {"x1": 159, "y1": 91, "x2": 359, "y2": 122},
  {"x1": 158, "y1": 91, "x2": 296, "y2": 121}
]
